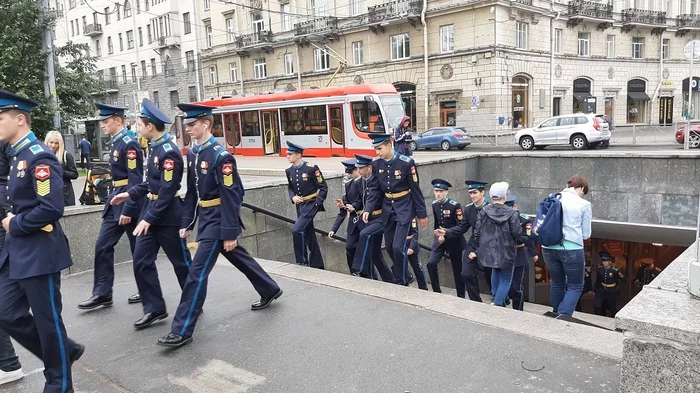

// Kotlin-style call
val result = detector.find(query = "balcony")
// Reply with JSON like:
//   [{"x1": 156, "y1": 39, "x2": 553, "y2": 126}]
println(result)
[
  {"x1": 235, "y1": 31, "x2": 273, "y2": 56},
  {"x1": 567, "y1": 0, "x2": 614, "y2": 30},
  {"x1": 512, "y1": 0, "x2": 532, "y2": 5},
  {"x1": 157, "y1": 35, "x2": 180, "y2": 48},
  {"x1": 368, "y1": 0, "x2": 422, "y2": 33},
  {"x1": 677, "y1": 14, "x2": 700, "y2": 36},
  {"x1": 84, "y1": 24, "x2": 103, "y2": 37},
  {"x1": 621, "y1": 9, "x2": 667, "y2": 34},
  {"x1": 294, "y1": 17, "x2": 338, "y2": 44}
]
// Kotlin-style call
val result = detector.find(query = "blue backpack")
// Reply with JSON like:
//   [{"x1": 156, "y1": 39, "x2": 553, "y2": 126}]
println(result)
[{"x1": 534, "y1": 193, "x2": 563, "y2": 246}]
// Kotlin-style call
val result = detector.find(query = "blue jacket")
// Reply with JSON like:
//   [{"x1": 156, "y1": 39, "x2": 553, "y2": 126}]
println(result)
[
  {"x1": 79, "y1": 139, "x2": 91, "y2": 155},
  {"x1": 127, "y1": 133, "x2": 183, "y2": 227},
  {"x1": 103, "y1": 129, "x2": 145, "y2": 220},
  {"x1": 0, "y1": 132, "x2": 72, "y2": 279}
]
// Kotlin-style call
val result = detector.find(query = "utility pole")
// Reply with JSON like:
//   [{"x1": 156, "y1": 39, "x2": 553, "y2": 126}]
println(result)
[{"x1": 39, "y1": 0, "x2": 61, "y2": 130}]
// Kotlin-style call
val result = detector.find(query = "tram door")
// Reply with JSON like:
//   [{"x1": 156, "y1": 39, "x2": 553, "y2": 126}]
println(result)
[
  {"x1": 261, "y1": 110, "x2": 280, "y2": 155},
  {"x1": 328, "y1": 105, "x2": 345, "y2": 156}
]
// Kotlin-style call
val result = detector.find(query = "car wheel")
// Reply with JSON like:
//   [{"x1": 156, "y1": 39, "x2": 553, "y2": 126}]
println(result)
[
  {"x1": 441, "y1": 140, "x2": 451, "y2": 151},
  {"x1": 519, "y1": 136, "x2": 534, "y2": 150},
  {"x1": 409, "y1": 141, "x2": 417, "y2": 151},
  {"x1": 534, "y1": 145, "x2": 547, "y2": 150},
  {"x1": 571, "y1": 134, "x2": 588, "y2": 150},
  {"x1": 689, "y1": 131, "x2": 700, "y2": 148}
]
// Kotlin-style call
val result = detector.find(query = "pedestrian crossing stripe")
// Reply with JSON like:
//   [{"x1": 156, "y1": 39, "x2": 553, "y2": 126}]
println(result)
[{"x1": 37, "y1": 180, "x2": 50, "y2": 196}]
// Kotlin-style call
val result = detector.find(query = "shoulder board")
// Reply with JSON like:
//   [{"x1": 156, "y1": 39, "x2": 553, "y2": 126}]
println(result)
[
  {"x1": 465, "y1": 202, "x2": 474, "y2": 207},
  {"x1": 218, "y1": 149, "x2": 230, "y2": 157},
  {"x1": 306, "y1": 161, "x2": 315, "y2": 167},
  {"x1": 520, "y1": 213, "x2": 530, "y2": 219},
  {"x1": 612, "y1": 267, "x2": 619, "y2": 271},
  {"x1": 123, "y1": 136, "x2": 133, "y2": 143},
  {"x1": 432, "y1": 200, "x2": 438, "y2": 204},
  {"x1": 399, "y1": 155, "x2": 411, "y2": 162},
  {"x1": 30, "y1": 145, "x2": 45, "y2": 155},
  {"x1": 214, "y1": 145, "x2": 222, "y2": 151},
  {"x1": 449, "y1": 200, "x2": 458, "y2": 206},
  {"x1": 162, "y1": 143, "x2": 173, "y2": 152},
  {"x1": 655, "y1": 267, "x2": 662, "y2": 271},
  {"x1": 372, "y1": 156, "x2": 380, "y2": 161}
]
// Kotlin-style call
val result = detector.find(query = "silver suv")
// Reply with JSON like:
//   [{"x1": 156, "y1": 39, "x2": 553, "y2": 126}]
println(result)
[{"x1": 514, "y1": 113, "x2": 611, "y2": 150}]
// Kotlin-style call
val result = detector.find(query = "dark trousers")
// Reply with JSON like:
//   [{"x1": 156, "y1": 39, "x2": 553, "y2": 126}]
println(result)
[
  {"x1": 345, "y1": 226, "x2": 359, "y2": 274},
  {"x1": 407, "y1": 252, "x2": 428, "y2": 290},
  {"x1": 508, "y1": 265, "x2": 527, "y2": 311},
  {"x1": 92, "y1": 212, "x2": 137, "y2": 297},
  {"x1": 170, "y1": 240, "x2": 280, "y2": 339},
  {"x1": 80, "y1": 153, "x2": 90, "y2": 169},
  {"x1": 132, "y1": 226, "x2": 192, "y2": 314},
  {"x1": 0, "y1": 265, "x2": 79, "y2": 393},
  {"x1": 595, "y1": 290, "x2": 618, "y2": 317},
  {"x1": 351, "y1": 219, "x2": 393, "y2": 282},
  {"x1": 461, "y1": 253, "x2": 483, "y2": 302},
  {"x1": 0, "y1": 328, "x2": 20, "y2": 372},
  {"x1": 426, "y1": 238, "x2": 466, "y2": 297},
  {"x1": 383, "y1": 213, "x2": 412, "y2": 285},
  {"x1": 292, "y1": 212, "x2": 324, "y2": 269}
]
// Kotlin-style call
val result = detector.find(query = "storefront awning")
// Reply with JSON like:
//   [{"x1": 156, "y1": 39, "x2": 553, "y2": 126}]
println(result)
[
  {"x1": 628, "y1": 91, "x2": 651, "y2": 101},
  {"x1": 573, "y1": 92, "x2": 593, "y2": 101}
]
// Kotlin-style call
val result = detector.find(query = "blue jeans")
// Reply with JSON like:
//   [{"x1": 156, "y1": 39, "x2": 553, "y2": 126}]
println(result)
[
  {"x1": 490, "y1": 266, "x2": 515, "y2": 306},
  {"x1": 0, "y1": 328, "x2": 20, "y2": 372},
  {"x1": 542, "y1": 248, "x2": 585, "y2": 316}
]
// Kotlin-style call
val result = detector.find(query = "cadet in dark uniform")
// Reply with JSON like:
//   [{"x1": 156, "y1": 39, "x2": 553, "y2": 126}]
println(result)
[
  {"x1": 429, "y1": 179, "x2": 468, "y2": 298},
  {"x1": 406, "y1": 218, "x2": 428, "y2": 290},
  {"x1": 158, "y1": 104, "x2": 282, "y2": 348},
  {"x1": 595, "y1": 251, "x2": 624, "y2": 317},
  {"x1": 0, "y1": 90, "x2": 84, "y2": 393},
  {"x1": 634, "y1": 258, "x2": 662, "y2": 289},
  {"x1": 460, "y1": 180, "x2": 489, "y2": 302},
  {"x1": 78, "y1": 103, "x2": 145, "y2": 310},
  {"x1": 285, "y1": 142, "x2": 327, "y2": 269},
  {"x1": 362, "y1": 134, "x2": 427, "y2": 286},
  {"x1": 328, "y1": 159, "x2": 361, "y2": 273},
  {"x1": 110, "y1": 99, "x2": 192, "y2": 329},
  {"x1": 350, "y1": 154, "x2": 394, "y2": 282},
  {"x1": 505, "y1": 195, "x2": 537, "y2": 311}
]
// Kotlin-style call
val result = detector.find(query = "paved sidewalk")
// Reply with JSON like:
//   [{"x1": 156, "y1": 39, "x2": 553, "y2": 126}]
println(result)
[{"x1": 3, "y1": 258, "x2": 621, "y2": 393}]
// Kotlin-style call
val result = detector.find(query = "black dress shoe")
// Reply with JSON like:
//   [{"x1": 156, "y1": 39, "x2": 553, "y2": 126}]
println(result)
[
  {"x1": 77, "y1": 295, "x2": 113, "y2": 310},
  {"x1": 70, "y1": 343, "x2": 85, "y2": 364},
  {"x1": 127, "y1": 293, "x2": 141, "y2": 304},
  {"x1": 251, "y1": 289, "x2": 283, "y2": 311},
  {"x1": 134, "y1": 311, "x2": 169, "y2": 330},
  {"x1": 157, "y1": 333, "x2": 192, "y2": 348}
]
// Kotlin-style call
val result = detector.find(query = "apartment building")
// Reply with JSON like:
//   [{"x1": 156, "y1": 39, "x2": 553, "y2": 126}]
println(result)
[
  {"x1": 52, "y1": 0, "x2": 202, "y2": 123},
  {"x1": 196, "y1": 0, "x2": 700, "y2": 133}
]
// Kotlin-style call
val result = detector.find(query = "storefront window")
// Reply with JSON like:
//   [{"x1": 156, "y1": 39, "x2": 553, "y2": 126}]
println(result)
[
  {"x1": 627, "y1": 79, "x2": 650, "y2": 123},
  {"x1": 512, "y1": 75, "x2": 530, "y2": 128},
  {"x1": 682, "y1": 77, "x2": 700, "y2": 119}
]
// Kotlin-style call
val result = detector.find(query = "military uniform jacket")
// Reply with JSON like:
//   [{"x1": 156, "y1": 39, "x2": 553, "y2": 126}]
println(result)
[
  {"x1": 181, "y1": 137, "x2": 244, "y2": 241},
  {"x1": 0, "y1": 133, "x2": 72, "y2": 279},
  {"x1": 127, "y1": 133, "x2": 183, "y2": 227},
  {"x1": 636, "y1": 265, "x2": 661, "y2": 286},
  {"x1": 330, "y1": 176, "x2": 361, "y2": 235},
  {"x1": 366, "y1": 153, "x2": 427, "y2": 225},
  {"x1": 595, "y1": 265, "x2": 624, "y2": 293},
  {"x1": 463, "y1": 201, "x2": 489, "y2": 255},
  {"x1": 515, "y1": 213, "x2": 537, "y2": 267},
  {"x1": 286, "y1": 161, "x2": 328, "y2": 217},
  {"x1": 104, "y1": 128, "x2": 145, "y2": 220},
  {"x1": 432, "y1": 197, "x2": 468, "y2": 243}
]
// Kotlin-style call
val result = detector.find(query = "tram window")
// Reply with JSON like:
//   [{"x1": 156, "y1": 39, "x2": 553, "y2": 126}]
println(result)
[
  {"x1": 241, "y1": 111, "x2": 261, "y2": 137},
  {"x1": 212, "y1": 115, "x2": 224, "y2": 137},
  {"x1": 224, "y1": 113, "x2": 241, "y2": 146},
  {"x1": 351, "y1": 101, "x2": 385, "y2": 133},
  {"x1": 280, "y1": 105, "x2": 327, "y2": 135}
]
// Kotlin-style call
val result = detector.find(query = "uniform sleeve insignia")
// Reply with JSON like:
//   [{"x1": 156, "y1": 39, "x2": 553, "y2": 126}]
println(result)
[
  {"x1": 127, "y1": 149, "x2": 137, "y2": 170},
  {"x1": 315, "y1": 169, "x2": 323, "y2": 183},
  {"x1": 30, "y1": 145, "x2": 44, "y2": 155},
  {"x1": 222, "y1": 163, "x2": 234, "y2": 187},
  {"x1": 399, "y1": 155, "x2": 411, "y2": 162},
  {"x1": 449, "y1": 200, "x2": 457, "y2": 205},
  {"x1": 163, "y1": 159, "x2": 174, "y2": 182},
  {"x1": 163, "y1": 143, "x2": 173, "y2": 152},
  {"x1": 123, "y1": 136, "x2": 132, "y2": 143},
  {"x1": 456, "y1": 208, "x2": 463, "y2": 220},
  {"x1": 432, "y1": 200, "x2": 438, "y2": 204},
  {"x1": 35, "y1": 164, "x2": 51, "y2": 197},
  {"x1": 410, "y1": 165, "x2": 418, "y2": 182},
  {"x1": 306, "y1": 162, "x2": 314, "y2": 167}
]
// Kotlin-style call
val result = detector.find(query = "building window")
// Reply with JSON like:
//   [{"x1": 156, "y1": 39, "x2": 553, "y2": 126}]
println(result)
[
  {"x1": 186, "y1": 51, "x2": 195, "y2": 72},
  {"x1": 126, "y1": 30, "x2": 134, "y2": 49},
  {"x1": 95, "y1": 40, "x2": 102, "y2": 57},
  {"x1": 691, "y1": 0, "x2": 697, "y2": 14},
  {"x1": 282, "y1": 5, "x2": 292, "y2": 31},
  {"x1": 116, "y1": 3, "x2": 121, "y2": 20},
  {"x1": 131, "y1": 63, "x2": 137, "y2": 82},
  {"x1": 284, "y1": 53, "x2": 294, "y2": 75},
  {"x1": 226, "y1": 18, "x2": 235, "y2": 42},
  {"x1": 75, "y1": 18, "x2": 80, "y2": 35},
  {"x1": 147, "y1": 24, "x2": 152, "y2": 43},
  {"x1": 314, "y1": 48, "x2": 330, "y2": 71},
  {"x1": 390, "y1": 33, "x2": 410, "y2": 60},
  {"x1": 124, "y1": 1, "x2": 132, "y2": 18},
  {"x1": 253, "y1": 58, "x2": 267, "y2": 79},
  {"x1": 141, "y1": 60, "x2": 147, "y2": 79},
  {"x1": 229, "y1": 62, "x2": 238, "y2": 82},
  {"x1": 189, "y1": 86, "x2": 198, "y2": 103},
  {"x1": 183, "y1": 13, "x2": 191, "y2": 34},
  {"x1": 136, "y1": 0, "x2": 140, "y2": 13},
  {"x1": 252, "y1": 11, "x2": 265, "y2": 33},
  {"x1": 164, "y1": 56, "x2": 175, "y2": 77},
  {"x1": 204, "y1": 0, "x2": 210, "y2": 10},
  {"x1": 440, "y1": 25, "x2": 454, "y2": 53},
  {"x1": 151, "y1": 58, "x2": 157, "y2": 77},
  {"x1": 152, "y1": 91, "x2": 159, "y2": 106},
  {"x1": 352, "y1": 41, "x2": 363, "y2": 65},
  {"x1": 607, "y1": 35, "x2": 615, "y2": 58},
  {"x1": 577, "y1": 32, "x2": 590, "y2": 56},
  {"x1": 70, "y1": 21, "x2": 74, "y2": 37},
  {"x1": 554, "y1": 28, "x2": 562, "y2": 54},
  {"x1": 121, "y1": 65, "x2": 127, "y2": 84},
  {"x1": 662, "y1": 38, "x2": 670, "y2": 60},
  {"x1": 632, "y1": 37, "x2": 644, "y2": 59},
  {"x1": 107, "y1": 36, "x2": 114, "y2": 54},
  {"x1": 209, "y1": 65, "x2": 218, "y2": 84},
  {"x1": 206, "y1": 24, "x2": 213, "y2": 48},
  {"x1": 169, "y1": 91, "x2": 179, "y2": 110},
  {"x1": 137, "y1": 27, "x2": 143, "y2": 47},
  {"x1": 82, "y1": 16, "x2": 87, "y2": 32},
  {"x1": 144, "y1": 0, "x2": 148, "y2": 11},
  {"x1": 351, "y1": 0, "x2": 363, "y2": 16},
  {"x1": 119, "y1": 33, "x2": 124, "y2": 51},
  {"x1": 105, "y1": 8, "x2": 110, "y2": 24},
  {"x1": 516, "y1": 22, "x2": 528, "y2": 50},
  {"x1": 69, "y1": 0, "x2": 76, "y2": 9}
]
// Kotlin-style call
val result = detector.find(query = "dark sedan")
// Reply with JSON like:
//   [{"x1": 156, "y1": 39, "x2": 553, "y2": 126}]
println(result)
[{"x1": 409, "y1": 127, "x2": 471, "y2": 151}]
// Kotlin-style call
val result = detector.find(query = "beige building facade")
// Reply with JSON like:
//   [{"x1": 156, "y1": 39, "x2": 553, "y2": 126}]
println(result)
[{"x1": 198, "y1": 0, "x2": 700, "y2": 133}]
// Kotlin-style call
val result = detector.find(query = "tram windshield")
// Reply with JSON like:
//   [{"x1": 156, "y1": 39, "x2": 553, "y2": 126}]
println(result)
[{"x1": 380, "y1": 95, "x2": 407, "y2": 130}]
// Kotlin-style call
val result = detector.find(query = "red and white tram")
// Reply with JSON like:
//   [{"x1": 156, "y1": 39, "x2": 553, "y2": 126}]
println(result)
[{"x1": 172, "y1": 84, "x2": 406, "y2": 157}]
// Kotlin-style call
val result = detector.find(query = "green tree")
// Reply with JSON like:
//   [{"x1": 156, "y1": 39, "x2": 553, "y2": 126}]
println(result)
[{"x1": 55, "y1": 42, "x2": 104, "y2": 129}]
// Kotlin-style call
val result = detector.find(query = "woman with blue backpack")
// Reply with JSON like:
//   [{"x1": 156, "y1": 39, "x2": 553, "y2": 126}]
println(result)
[{"x1": 535, "y1": 175, "x2": 592, "y2": 317}]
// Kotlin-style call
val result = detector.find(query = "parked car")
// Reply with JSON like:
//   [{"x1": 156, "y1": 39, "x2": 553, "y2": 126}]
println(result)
[
  {"x1": 409, "y1": 127, "x2": 471, "y2": 151},
  {"x1": 514, "y1": 113, "x2": 610, "y2": 150},
  {"x1": 675, "y1": 124, "x2": 700, "y2": 148}
]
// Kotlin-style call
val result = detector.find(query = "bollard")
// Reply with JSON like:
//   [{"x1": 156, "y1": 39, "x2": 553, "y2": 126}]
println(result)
[{"x1": 632, "y1": 124, "x2": 636, "y2": 144}]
